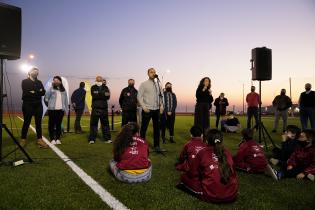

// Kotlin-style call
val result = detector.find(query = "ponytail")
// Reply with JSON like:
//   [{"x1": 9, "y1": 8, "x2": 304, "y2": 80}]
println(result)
[{"x1": 205, "y1": 129, "x2": 232, "y2": 185}]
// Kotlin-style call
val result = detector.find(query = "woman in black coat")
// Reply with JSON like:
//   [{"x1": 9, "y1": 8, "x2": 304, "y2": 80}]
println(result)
[{"x1": 194, "y1": 77, "x2": 213, "y2": 134}]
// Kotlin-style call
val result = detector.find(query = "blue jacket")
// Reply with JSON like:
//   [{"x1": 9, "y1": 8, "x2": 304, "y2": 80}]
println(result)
[
  {"x1": 71, "y1": 87, "x2": 86, "y2": 109},
  {"x1": 44, "y1": 87, "x2": 69, "y2": 111}
]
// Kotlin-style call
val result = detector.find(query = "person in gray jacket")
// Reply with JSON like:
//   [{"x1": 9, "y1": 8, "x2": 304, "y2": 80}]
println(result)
[
  {"x1": 44, "y1": 76, "x2": 68, "y2": 145},
  {"x1": 272, "y1": 89, "x2": 292, "y2": 133}
]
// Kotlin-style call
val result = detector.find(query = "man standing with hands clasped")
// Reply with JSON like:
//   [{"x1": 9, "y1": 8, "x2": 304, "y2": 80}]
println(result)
[{"x1": 137, "y1": 68, "x2": 165, "y2": 152}]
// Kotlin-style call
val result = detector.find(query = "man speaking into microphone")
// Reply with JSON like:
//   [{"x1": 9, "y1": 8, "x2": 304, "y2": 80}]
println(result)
[{"x1": 137, "y1": 68, "x2": 165, "y2": 152}]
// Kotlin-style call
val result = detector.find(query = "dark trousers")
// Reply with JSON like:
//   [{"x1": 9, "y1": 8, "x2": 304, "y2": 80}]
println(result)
[
  {"x1": 89, "y1": 108, "x2": 111, "y2": 141},
  {"x1": 272, "y1": 147, "x2": 290, "y2": 170},
  {"x1": 300, "y1": 107, "x2": 315, "y2": 130},
  {"x1": 140, "y1": 110, "x2": 160, "y2": 148},
  {"x1": 215, "y1": 113, "x2": 225, "y2": 128},
  {"x1": 161, "y1": 112, "x2": 175, "y2": 137},
  {"x1": 247, "y1": 107, "x2": 259, "y2": 129},
  {"x1": 284, "y1": 166, "x2": 304, "y2": 178},
  {"x1": 121, "y1": 110, "x2": 137, "y2": 126},
  {"x1": 194, "y1": 103, "x2": 210, "y2": 134},
  {"x1": 74, "y1": 108, "x2": 84, "y2": 132},
  {"x1": 48, "y1": 110, "x2": 64, "y2": 140},
  {"x1": 21, "y1": 102, "x2": 43, "y2": 139}
]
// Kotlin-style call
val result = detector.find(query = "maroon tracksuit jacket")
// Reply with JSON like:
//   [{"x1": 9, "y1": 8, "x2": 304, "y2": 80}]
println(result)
[
  {"x1": 198, "y1": 147, "x2": 238, "y2": 203},
  {"x1": 287, "y1": 145, "x2": 315, "y2": 175},
  {"x1": 233, "y1": 139, "x2": 267, "y2": 173},
  {"x1": 176, "y1": 137, "x2": 207, "y2": 193},
  {"x1": 116, "y1": 136, "x2": 151, "y2": 170}
]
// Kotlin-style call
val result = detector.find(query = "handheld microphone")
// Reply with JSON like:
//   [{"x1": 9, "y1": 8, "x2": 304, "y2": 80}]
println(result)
[{"x1": 154, "y1": 74, "x2": 159, "y2": 78}]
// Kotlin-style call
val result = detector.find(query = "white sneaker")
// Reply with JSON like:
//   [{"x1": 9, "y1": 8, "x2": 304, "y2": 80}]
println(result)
[
  {"x1": 265, "y1": 164, "x2": 278, "y2": 181},
  {"x1": 89, "y1": 140, "x2": 95, "y2": 144},
  {"x1": 307, "y1": 174, "x2": 315, "y2": 181},
  {"x1": 270, "y1": 158, "x2": 279, "y2": 166},
  {"x1": 51, "y1": 140, "x2": 56, "y2": 145},
  {"x1": 56, "y1": 140, "x2": 61, "y2": 145},
  {"x1": 105, "y1": 140, "x2": 112, "y2": 143}
]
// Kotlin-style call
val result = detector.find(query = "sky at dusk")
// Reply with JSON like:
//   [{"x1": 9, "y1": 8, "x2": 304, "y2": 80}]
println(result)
[{"x1": 2, "y1": 0, "x2": 315, "y2": 112}]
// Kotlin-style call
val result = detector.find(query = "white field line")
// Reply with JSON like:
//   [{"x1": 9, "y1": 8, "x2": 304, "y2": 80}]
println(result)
[{"x1": 17, "y1": 116, "x2": 129, "y2": 210}]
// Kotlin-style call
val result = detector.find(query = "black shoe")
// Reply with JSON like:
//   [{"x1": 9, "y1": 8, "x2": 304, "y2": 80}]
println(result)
[
  {"x1": 170, "y1": 137, "x2": 176, "y2": 143},
  {"x1": 162, "y1": 136, "x2": 166, "y2": 144},
  {"x1": 272, "y1": 129, "x2": 276, "y2": 133},
  {"x1": 154, "y1": 147, "x2": 166, "y2": 152}
]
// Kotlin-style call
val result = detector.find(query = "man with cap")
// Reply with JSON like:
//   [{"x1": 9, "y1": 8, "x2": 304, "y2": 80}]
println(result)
[{"x1": 20, "y1": 67, "x2": 48, "y2": 148}]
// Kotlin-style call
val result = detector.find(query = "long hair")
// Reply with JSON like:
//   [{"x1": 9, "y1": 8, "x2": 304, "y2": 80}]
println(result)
[
  {"x1": 197, "y1": 77, "x2": 211, "y2": 90},
  {"x1": 303, "y1": 129, "x2": 315, "y2": 145},
  {"x1": 205, "y1": 128, "x2": 232, "y2": 185},
  {"x1": 53, "y1": 76, "x2": 65, "y2": 92},
  {"x1": 113, "y1": 122, "x2": 139, "y2": 161}
]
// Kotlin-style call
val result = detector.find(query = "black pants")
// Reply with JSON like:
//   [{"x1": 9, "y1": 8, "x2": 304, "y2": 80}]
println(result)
[
  {"x1": 284, "y1": 166, "x2": 305, "y2": 178},
  {"x1": 140, "y1": 110, "x2": 160, "y2": 147},
  {"x1": 247, "y1": 107, "x2": 259, "y2": 129},
  {"x1": 161, "y1": 112, "x2": 175, "y2": 137},
  {"x1": 194, "y1": 103, "x2": 210, "y2": 134},
  {"x1": 89, "y1": 108, "x2": 111, "y2": 141},
  {"x1": 48, "y1": 110, "x2": 64, "y2": 140},
  {"x1": 215, "y1": 113, "x2": 225, "y2": 128},
  {"x1": 21, "y1": 102, "x2": 43, "y2": 139},
  {"x1": 121, "y1": 110, "x2": 137, "y2": 126},
  {"x1": 74, "y1": 108, "x2": 84, "y2": 132}
]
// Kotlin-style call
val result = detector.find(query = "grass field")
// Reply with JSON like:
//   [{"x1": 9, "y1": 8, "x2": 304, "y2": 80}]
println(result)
[{"x1": 1, "y1": 115, "x2": 315, "y2": 210}]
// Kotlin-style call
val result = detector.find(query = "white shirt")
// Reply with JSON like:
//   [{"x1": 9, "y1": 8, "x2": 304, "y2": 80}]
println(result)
[{"x1": 55, "y1": 90, "x2": 62, "y2": 110}]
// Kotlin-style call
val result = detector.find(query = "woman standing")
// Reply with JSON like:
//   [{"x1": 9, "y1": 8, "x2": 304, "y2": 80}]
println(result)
[
  {"x1": 44, "y1": 76, "x2": 68, "y2": 145},
  {"x1": 194, "y1": 77, "x2": 213, "y2": 134}
]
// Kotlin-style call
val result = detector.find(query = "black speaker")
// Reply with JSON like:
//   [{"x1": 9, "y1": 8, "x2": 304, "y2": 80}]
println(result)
[
  {"x1": 0, "y1": 3, "x2": 21, "y2": 60},
  {"x1": 251, "y1": 47, "x2": 272, "y2": 81}
]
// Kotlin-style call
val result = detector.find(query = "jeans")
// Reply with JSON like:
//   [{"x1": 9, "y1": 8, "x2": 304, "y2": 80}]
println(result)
[
  {"x1": 74, "y1": 108, "x2": 84, "y2": 132},
  {"x1": 48, "y1": 110, "x2": 64, "y2": 140},
  {"x1": 300, "y1": 107, "x2": 315, "y2": 130},
  {"x1": 140, "y1": 109, "x2": 160, "y2": 147},
  {"x1": 247, "y1": 107, "x2": 259, "y2": 129}
]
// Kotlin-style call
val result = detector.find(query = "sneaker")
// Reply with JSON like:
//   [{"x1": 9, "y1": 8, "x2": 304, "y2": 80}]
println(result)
[
  {"x1": 89, "y1": 140, "x2": 95, "y2": 144},
  {"x1": 307, "y1": 174, "x2": 315, "y2": 181},
  {"x1": 51, "y1": 140, "x2": 56, "y2": 145},
  {"x1": 265, "y1": 164, "x2": 278, "y2": 181},
  {"x1": 170, "y1": 137, "x2": 176, "y2": 144},
  {"x1": 37, "y1": 139, "x2": 49, "y2": 148},
  {"x1": 20, "y1": 139, "x2": 27, "y2": 147},
  {"x1": 56, "y1": 140, "x2": 61, "y2": 145},
  {"x1": 105, "y1": 140, "x2": 112, "y2": 143},
  {"x1": 270, "y1": 158, "x2": 279, "y2": 166}
]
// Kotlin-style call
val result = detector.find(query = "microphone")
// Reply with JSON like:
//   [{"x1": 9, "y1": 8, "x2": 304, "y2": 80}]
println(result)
[{"x1": 154, "y1": 74, "x2": 159, "y2": 78}]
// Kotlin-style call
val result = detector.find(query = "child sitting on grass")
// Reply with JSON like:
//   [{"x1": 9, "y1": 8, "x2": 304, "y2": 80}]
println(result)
[
  {"x1": 109, "y1": 122, "x2": 152, "y2": 183},
  {"x1": 177, "y1": 128, "x2": 238, "y2": 203},
  {"x1": 176, "y1": 126, "x2": 207, "y2": 194},
  {"x1": 270, "y1": 125, "x2": 301, "y2": 170},
  {"x1": 233, "y1": 128, "x2": 277, "y2": 180},
  {"x1": 277, "y1": 129, "x2": 315, "y2": 181}
]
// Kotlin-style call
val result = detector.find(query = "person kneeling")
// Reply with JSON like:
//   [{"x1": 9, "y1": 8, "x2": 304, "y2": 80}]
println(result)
[
  {"x1": 109, "y1": 122, "x2": 152, "y2": 183},
  {"x1": 177, "y1": 129, "x2": 238, "y2": 203},
  {"x1": 221, "y1": 112, "x2": 241, "y2": 133}
]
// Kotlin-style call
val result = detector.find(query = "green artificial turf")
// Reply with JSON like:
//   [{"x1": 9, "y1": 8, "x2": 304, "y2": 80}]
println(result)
[{"x1": 0, "y1": 115, "x2": 314, "y2": 210}]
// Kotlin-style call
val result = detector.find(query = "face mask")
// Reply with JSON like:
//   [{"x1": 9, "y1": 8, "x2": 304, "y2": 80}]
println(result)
[
  {"x1": 96, "y1": 82, "x2": 103, "y2": 86},
  {"x1": 305, "y1": 88, "x2": 311, "y2": 92},
  {"x1": 128, "y1": 84, "x2": 134, "y2": 88},
  {"x1": 281, "y1": 92, "x2": 285, "y2": 95},
  {"x1": 298, "y1": 141, "x2": 309, "y2": 148},
  {"x1": 166, "y1": 87, "x2": 172, "y2": 92},
  {"x1": 251, "y1": 88, "x2": 255, "y2": 92}
]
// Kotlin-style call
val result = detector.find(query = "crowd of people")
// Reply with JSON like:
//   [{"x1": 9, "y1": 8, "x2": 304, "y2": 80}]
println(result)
[{"x1": 19, "y1": 67, "x2": 315, "y2": 204}]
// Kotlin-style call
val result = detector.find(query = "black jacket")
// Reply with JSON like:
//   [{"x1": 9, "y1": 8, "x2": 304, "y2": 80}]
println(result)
[
  {"x1": 119, "y1": 86, "x2": 138, "y2": 111},
  {"x1": 21, "y1": 78, "x2": 45, "y2": 103},
  {"x1": 71, "y1": 87, "x2": 86, "y2": 110},
  {"x1": 91, "y1": 84, "x2": 110, "y2": 109},
  {"x1": 196, "y1": 87, "x2": 214, "y2": 108},
  {"x1": 214, "y1": 97, "x2": 229, "y2": 115},
  {"x1": 272, "y1": 95, "x2": 292, "y2": 111},
  {"x1": 299, "y1": 91, "x2": 315, "y2": 108}
]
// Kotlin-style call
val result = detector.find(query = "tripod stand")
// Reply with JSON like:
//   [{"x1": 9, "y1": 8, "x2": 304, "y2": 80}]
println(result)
[
  {"x1": 257, "y1": 81, "x2": 277, "y2": 150},
  {"x1": 0, "y1": 58, "x2": 33, "y2": 164}
]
